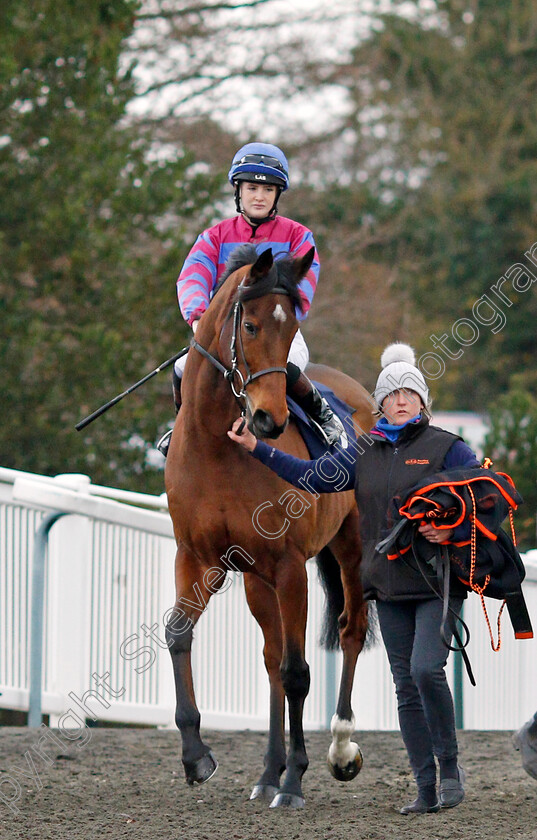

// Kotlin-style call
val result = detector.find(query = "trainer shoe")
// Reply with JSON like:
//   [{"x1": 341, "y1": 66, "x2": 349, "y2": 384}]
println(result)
[
  {"x1": 400, "y1": 794, "x2": 440, "y2": 815},
  {"x1": 439, "y1": 765, "x2": 465, "y2": 808}
]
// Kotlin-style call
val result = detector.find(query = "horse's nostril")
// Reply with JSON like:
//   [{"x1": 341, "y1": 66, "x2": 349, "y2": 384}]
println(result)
[
  {"x1": 253, "y1": 410, "x2": 275, "y2": 437},
  {"x1": 252, "y1": 410, "x2": 288, "y2": 439}
]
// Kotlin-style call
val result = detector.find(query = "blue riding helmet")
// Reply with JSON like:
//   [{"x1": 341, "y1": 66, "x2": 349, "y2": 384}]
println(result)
[{"x1": 228, "y1": 142, "x2": 290, "y2": 191}]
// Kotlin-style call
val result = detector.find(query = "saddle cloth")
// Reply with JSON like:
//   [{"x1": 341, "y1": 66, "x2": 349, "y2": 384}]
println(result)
[{"x1": 286, "y1": 382, "x2": 357, "y2": 459}]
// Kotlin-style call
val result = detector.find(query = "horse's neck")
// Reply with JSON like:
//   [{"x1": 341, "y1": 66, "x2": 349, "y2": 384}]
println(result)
[
  {"x1": 180, "y1": 303, "x2": 239, "y2": 443},
  {"x1": 183, "y1": 360, "x2": 237, "y2": 439}
]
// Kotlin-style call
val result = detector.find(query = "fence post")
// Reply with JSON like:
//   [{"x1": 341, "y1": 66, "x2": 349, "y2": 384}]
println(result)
[
  {"x1": 453, "y1": 604, "x2": 465, "y2": 730},
  {"x1": 28, "y1": 511, "x2": 68, "y2": 727}
]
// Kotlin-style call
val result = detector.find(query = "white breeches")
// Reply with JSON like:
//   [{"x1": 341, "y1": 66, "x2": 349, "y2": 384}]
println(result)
[
  {"x1": 174, "y1": 328, "x2": 309, "y2": 378},
  {"x1": 288, "y1": 329, "x2": 309, "y2": 370}
]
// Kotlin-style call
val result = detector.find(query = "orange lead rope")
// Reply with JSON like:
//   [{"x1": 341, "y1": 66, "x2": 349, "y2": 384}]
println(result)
[
  {"x1": 508, "y1": 507, "x2": 517, "y2": 546},
  {"x1": 467, "y1": 484, "x2": 505, "y2": 652}
]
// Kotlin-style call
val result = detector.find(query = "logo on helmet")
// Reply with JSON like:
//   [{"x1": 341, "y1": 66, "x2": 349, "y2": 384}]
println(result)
[{"x1": 254, "y1": 174, "x2": 267, "y2": 181}]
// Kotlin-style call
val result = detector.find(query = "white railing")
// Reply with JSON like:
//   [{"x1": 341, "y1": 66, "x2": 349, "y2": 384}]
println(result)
[{"x1": 1, "y1": 466, "x2": 536, "y2": 731}]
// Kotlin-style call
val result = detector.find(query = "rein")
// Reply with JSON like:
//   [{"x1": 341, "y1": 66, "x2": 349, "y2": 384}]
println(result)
[{"x1": 190, "y1": 287, "x2": 290, "y2": 410}]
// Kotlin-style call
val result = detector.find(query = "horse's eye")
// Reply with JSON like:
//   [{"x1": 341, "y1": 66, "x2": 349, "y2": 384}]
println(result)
[{"x1": 243, "y1": 321, "x2": 257, "y2": 337}]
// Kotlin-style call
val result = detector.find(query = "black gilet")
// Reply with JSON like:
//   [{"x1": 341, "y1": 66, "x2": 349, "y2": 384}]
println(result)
[{"x1": 355, "y1": 418, "x2": 463, "y2": 601}]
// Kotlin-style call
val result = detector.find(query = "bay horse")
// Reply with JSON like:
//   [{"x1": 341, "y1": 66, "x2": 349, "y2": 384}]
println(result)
[{"x1": 164, "y1": 244, "x2": 374, "y2": 808}]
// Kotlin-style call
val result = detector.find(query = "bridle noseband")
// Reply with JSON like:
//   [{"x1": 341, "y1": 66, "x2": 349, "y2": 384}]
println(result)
[{"x1": 190, "y1": 286, "x2": 291, "y2": 411}]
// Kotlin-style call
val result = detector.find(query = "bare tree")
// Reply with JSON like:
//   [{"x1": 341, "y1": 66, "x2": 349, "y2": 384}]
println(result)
[{"x1": 126, "y1": 0, "x2": 367, "y2": 141}]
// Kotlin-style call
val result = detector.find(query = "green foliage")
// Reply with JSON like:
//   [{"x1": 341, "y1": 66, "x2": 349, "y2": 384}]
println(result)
[
  {"x1": 0, "y1": 0, "x2": 225, "y2": 492},
  {"x1": 484, "y1": 381, "x2": 537, "y2": 548},
  {"x1": 2, "y1": 0, "x2": 537, "y2": 504},
  {"x1": 344, "y1": 0, "x2": 537, "y2": 410}
]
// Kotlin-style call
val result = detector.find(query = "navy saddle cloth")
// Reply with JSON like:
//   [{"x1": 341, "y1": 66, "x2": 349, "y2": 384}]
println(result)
[{"x1": 286, "y1": 381, "x2": 357, "y2": 458}]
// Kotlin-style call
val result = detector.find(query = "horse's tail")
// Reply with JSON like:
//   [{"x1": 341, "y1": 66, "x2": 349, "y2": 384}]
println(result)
[
  {"x1": 316, "y1": 547, "x2": 378, "y2": 652},
  {"x1": 315, "y1": 546, "x2": 344, "y2": 651}
]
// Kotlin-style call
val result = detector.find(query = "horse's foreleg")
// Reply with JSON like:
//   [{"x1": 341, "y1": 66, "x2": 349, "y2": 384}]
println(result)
[
  {"x1": 165, "y1": 546, "x2": 218, "y2": 786},
  {"x1": 243, "y1": 574, "x2": 286, "y2": 802},
  {"x1": 327, "y1": 512, "x2": 368, "y2": 782},
  {"x1": 270, "y1": 557, "x2": 310, "y2": 809}
]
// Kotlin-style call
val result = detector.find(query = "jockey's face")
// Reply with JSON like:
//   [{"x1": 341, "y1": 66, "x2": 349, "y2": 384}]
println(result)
[
  {"x1": 240, "y1": 182, "x2": 278, "y2": 220},
  {"x1": 381, "y1": 388, "x2": 423, "y2": 426}
]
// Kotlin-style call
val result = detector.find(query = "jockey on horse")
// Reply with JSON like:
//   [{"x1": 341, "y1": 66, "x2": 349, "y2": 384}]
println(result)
[{"x1": 157, "y1": 141, "x2": 344, "y2": 456}]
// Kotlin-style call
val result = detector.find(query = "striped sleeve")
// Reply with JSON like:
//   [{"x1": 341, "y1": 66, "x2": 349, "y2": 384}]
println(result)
[
  {"x1": 288, "y1": 225, "x2": 319, "y2": 320},
  {"x1": 176, "y1": 229, "x2": 219, "y2": 325}
]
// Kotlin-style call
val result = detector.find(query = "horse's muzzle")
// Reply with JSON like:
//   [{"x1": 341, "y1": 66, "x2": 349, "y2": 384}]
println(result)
[{"x1": 250, "y1": 409, "x2": 289, "y2": 440}]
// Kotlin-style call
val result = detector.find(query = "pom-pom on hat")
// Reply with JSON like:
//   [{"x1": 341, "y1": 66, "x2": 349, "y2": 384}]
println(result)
[{"x1": 374, "y1": 342, "x2": 429, "y2": 408}]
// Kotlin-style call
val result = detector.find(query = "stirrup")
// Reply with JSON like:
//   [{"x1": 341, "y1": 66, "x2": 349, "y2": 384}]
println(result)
[{"x1": 156, "y1": 429, "x2": 173, "y2": 457}]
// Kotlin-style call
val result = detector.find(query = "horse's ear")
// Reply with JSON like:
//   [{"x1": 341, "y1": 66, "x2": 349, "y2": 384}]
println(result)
[
  {"x1": 293, "y1": 247, "x2": 315, "y2": 282},
  {"x1": 247, "y1": 248, "x2": 273, "y2": 283}
]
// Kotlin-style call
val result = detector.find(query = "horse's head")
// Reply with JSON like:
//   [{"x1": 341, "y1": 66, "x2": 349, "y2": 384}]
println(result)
[{"x1": 216, "y1": 244, "x2": 314, "y2": 439}]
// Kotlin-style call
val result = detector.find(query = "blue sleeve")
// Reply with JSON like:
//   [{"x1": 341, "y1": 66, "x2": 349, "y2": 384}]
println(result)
[
  {"x1": 251, "y1": 440, "x2": 355, "y2": 493},
  {"x1": 442, "y1": 439, "x2": 480, "y2": 470},
  {"x1": 442, "y1": 440, "x2": 480, "y2": 539}
]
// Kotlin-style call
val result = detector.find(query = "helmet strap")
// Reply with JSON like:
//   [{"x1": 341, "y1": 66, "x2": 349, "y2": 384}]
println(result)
[{"x1": 233, "y1": 183, "x2": 242, "y2": 214}]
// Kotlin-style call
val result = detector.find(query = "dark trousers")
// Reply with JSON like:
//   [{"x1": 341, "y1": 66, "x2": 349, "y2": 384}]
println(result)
[{"x1": 376, "y1": 596, "x2": 463, "y2": 789}]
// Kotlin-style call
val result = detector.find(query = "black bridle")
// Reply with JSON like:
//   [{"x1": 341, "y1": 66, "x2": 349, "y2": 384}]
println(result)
[{"x1": 190, "y1": 286, "x2": 291, "y2": 413}]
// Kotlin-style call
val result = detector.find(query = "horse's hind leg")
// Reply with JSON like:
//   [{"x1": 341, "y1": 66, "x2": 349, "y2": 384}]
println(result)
[
  {"x1": 243, "y1": 574, "x2": 286, "y2": 802},
  {"x1": 324, "y1": 509, "x2": 368, "y2": 782},
  {"x1": 166, "y1": 545, "x2": 218, "y2": 786}
]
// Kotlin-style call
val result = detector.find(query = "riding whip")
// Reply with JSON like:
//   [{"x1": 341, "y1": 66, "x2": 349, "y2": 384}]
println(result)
[{"x1": 75, "y1": 346, "x2": 189, "y2": 431}]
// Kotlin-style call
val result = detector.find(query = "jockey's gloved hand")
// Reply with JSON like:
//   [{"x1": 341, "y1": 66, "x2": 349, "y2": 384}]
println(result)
[{"x1": 192, "y1": 320, "x2": 199, "y2": 334}]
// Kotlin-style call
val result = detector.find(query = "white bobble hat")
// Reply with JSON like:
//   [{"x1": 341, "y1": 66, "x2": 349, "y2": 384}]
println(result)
[{"x1": 374, "y1": 342, "x2": 429, "y2": 408}]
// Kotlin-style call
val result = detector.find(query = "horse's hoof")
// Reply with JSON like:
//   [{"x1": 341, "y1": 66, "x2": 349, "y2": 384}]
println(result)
[
  {"x1": 250, "y1": 784, "x2": 279, "y2": 802},
  {"x1": 327, "y1": 746, "x2": 363, "y2": 781},
  {"x1": 184, "y1": 751, "x2": 218, "y2": 785},
  {"x1": 269, "y1": 791, "x2": 305, "y2": 809}
]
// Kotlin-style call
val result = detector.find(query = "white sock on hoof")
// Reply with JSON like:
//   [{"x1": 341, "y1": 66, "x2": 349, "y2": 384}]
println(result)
[{"x1": 328, "y1": 714, "x2": 360, "y2": 766}]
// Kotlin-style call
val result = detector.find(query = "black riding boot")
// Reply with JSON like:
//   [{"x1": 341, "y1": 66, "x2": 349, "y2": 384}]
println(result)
[
  {"x1": 286, "y1": 363, "x2": 344, "y2": 446},
  {"x1": 157, "y1": 370, "x2": 182, "y2": 458}
]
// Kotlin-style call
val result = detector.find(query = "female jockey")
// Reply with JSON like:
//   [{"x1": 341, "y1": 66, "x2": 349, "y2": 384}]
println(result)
[{"x1": 157, "y1": 142, "x2": 343, "y2": 455}]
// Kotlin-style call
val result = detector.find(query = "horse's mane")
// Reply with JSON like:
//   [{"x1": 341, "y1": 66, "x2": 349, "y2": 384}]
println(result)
[
  {"x1": 214, "y1": 244, "x2": 305, "y2": 315},
  {"x1": 215, "y1": 244, "x2": 258, "y2": 289}
]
